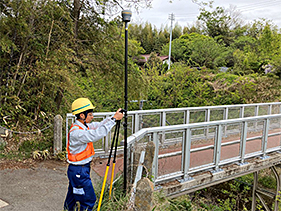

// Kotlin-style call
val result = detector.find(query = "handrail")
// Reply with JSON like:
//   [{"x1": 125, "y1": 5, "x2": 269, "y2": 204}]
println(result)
[
  {"x1": 125, "y1": 114, "x2": 281, "y2": 185},
  {"x1": 66, "y1": 102, "x2": 281, "y2": 155}
]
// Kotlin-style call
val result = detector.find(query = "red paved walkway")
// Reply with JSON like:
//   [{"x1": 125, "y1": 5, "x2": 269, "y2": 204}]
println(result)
[{"x1": 92, "y1": 129, "x2": 281, "y2": 180}]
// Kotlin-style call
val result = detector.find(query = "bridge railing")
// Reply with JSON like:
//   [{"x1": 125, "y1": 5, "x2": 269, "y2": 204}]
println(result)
[
  {"x1": 66, "y1": 102, "x2": 281, "y2": 156},
  {"x1": 66, "y1": 102, "x2": 281, "y2": 155},
  {"x1": 126, "y1": 114, "x2": 281, "y2": 187}
]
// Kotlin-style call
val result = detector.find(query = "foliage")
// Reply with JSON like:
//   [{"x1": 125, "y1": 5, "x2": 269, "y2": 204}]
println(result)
[
  {"x1": 0, "y1": 0, "x2": 148, "y2": 130},
  {"x1": 198, "y1": 5, "x2": 231, "y2": 42},
  {"x1": 167, "y1": 197, "x2": 193, "y2": 211},
  {"x1": 1, "y1": 1, "x2": 281, "y2": 209},
  {"x1": 1, "y1": 0, "x2": 281, "y2": 167},
  {"x1": 145, "y1": 63, "x2": 281, "y2": 110},
  {"x1": 191, "y1": 175, "x2": 253, "y2": 210},
  {"x1": 161, "y1": 34, "x2": 191, "y2": 62},
  {"x1": 144, "y1": 52, "x2": 163, "y2": 74},
  {"x1": 129, "y1": 22, "x2": 171, "y2": 54},
  {"x1": 1, "y1": 0, "x2": 281, "y2": 134},
  {"x1": 258, "y1": 169, "x2": 277, "y2": 189},
  {"x1": 32, "y1": 149, "x2": 50, "y2": 160},
  {"x1": 188, "y1": 35, "x2": 227, "y2": 68}
]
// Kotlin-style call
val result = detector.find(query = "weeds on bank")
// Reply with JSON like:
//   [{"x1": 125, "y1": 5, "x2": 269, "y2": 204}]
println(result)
[
  {"x1": 152, "y1": 192, "x2": 193, "y2": 211},
  {"x1": 63, "y1": 175, "x2": 194, "y2": 211},
  {"x1": 0, "y1": 132, "x2": 53, "y2": 160},
  {"x1": 92, "y1": 174, "x2": 131, "y2": 211}
]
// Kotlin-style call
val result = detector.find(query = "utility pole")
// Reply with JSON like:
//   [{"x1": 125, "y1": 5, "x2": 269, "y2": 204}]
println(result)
[{"x1": 168, "y1": 13, "x2": 175, "y2": 70}]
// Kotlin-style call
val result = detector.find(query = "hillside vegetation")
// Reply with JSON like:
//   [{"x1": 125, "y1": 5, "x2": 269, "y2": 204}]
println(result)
[
  {"x1": 1, "y1": 0, "x2": 281, "y2": 133},
  {"x1": 1, "y1": 1, "x2": 281, "y2": 210},
  {"x1": 1, "y1": 0, "x2": 281, "y2": 157}
]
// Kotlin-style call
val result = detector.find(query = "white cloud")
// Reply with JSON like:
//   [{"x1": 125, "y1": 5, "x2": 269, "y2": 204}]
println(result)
[{"x1": 130, "y1": 0, "x2": 281, "y2": 29}]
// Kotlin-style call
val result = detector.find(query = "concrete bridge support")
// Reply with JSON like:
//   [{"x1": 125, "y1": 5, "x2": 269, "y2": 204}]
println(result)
[{"x1": 251, "y1": 165, "x2": 281, "y2": 211}]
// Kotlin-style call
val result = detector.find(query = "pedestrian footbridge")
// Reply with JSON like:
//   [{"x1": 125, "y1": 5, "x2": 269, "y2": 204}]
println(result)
[{"x1": 66, "y1": 102, "x2": 281, "y2": 210}]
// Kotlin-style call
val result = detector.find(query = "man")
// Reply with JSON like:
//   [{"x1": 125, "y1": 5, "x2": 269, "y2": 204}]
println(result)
[{"x1": 64, "y1": 98, "x2": 124, "y2": 211}]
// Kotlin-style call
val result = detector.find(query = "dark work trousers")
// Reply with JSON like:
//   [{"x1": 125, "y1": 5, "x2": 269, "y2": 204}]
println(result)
[{"x1": 64, "y1": 162, "x2": 96, "y2": 211}]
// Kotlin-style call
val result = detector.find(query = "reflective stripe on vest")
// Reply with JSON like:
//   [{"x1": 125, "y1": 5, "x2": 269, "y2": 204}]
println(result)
[{"x1": 67, "y1": 124, "x2": 95, "y2": 162}]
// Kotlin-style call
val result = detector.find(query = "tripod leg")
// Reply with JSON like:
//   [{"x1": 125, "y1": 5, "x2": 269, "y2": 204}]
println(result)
[
  {"x1": 97, "y1": 121, "x2": 119, "y2": 209},
  {"x1": 109, "y1": 162, "x2": 116, "y2": 199},
  {"x1": 109, "y1": 121, "x2": 121, "y2": 199},
  {"x1": 97, "y1": 165, "x2": 109, "y2": 211}
]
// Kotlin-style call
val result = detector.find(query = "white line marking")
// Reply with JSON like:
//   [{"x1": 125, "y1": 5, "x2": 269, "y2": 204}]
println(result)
[{"x1": 0, "y1": 199, "x2": 9, "y2": 208}]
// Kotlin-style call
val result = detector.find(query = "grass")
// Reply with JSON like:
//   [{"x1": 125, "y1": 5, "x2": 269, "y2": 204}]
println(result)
[
  {"x1": 0, "y1": 130, "x2": 53, "y2": 160},
  {"x1": 62, "y1": 174, "x2": 194, "y2": 211},
  {"x1": 92, "y1": 174, "x2": 131, "y2": 211}
]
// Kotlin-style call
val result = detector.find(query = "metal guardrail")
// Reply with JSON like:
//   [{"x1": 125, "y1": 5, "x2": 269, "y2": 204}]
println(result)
[
  {"x1": 66, "y1": 102, "x2": 281, "y2": 155},
  {"x1": 126, "y1": 114, "x2": 281, "y2": 186}
]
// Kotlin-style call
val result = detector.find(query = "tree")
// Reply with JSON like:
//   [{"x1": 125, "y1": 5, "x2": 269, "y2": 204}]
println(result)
[
  {"x1": 144, "y1": 52, "x2": 163, "y2": 76},
  {"x1": 0, "y1": 0, "x2": 148, "y2": 129},
  {"x1": 189, "y1": 35, "x2": 227, "y2": 68},
  {"x1": 161, "y1": 33, "x2": 227, "y2": 68},
  {"x1": 198, "y1": 3, "x2": 244, "y2": 46},
  {"x1": 129, "y1": 22, "x2": 173, "y2": 54},
  {"x1": 198, "y1": 6, "x2": 230, "y2": 38},
  {"x1": 172, "y1": 23, "x2": 182, "y2": 40},
  {"x1": 161, "y1": 38, "x2": 188, "y2": 62},
  {"x1": 155, "y1": 27, "x2": 170, "y2": 53}
]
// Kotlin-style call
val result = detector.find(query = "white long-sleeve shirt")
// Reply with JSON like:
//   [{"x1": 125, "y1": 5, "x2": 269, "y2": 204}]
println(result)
[{"x1": 67, "y1": 117, "x2": 116, "y2": 165}]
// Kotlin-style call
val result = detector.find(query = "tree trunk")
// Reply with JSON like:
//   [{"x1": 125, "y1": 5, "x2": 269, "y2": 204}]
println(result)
[{"x1": 73, "y1": 0, "x2": 81, "y2": 40}]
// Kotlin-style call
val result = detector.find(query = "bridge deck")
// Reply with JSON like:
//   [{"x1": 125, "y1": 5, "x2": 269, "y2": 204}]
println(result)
[
  {"x1": 160, "y1": 152, "x2": 281, "y2": 198},
  {"x1": 92, "y1": 127, "x2": 281, "y2": 197}
]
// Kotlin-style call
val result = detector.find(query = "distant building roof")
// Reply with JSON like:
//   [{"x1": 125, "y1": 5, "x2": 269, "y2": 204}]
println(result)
[
  {"x1": 159, "y1": 56, "x2": 169, "y2": 61},
  {"x1": 137, "y1": 54, "x2": 150, "y2": 63},
  {"x1": 134, "y1": 54, "x2": 174, "y2": 65}
]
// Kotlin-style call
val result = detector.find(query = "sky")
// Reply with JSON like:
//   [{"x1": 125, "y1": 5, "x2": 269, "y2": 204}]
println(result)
[{"x1": 130, "y1": 0, "x2": 281, "y2": 29}]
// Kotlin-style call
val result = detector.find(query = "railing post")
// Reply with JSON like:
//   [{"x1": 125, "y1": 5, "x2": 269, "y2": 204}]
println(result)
[
  {"x1": 255, "y1": 105, "x2": 259, "y2": 116},
  {"x1": 182, "y1": 128, "x2": 192, "y2": 180},
  {"x1": 261, "y1": 119, "x2": 270, "y2": 158},
  {"x1": 205, "y1": 109, "x2": 211, "y2": 139},
  {"x1": 66, "y1": 116, "x2": 69, "y2": 149},
  {"x1": 185, "y1": 110, "x2": 190, "y2": 124},
  {"x1": 65, "y1": 114, "x2": 75, "y2": 149},
  {"x1": 161, "y1": 111, "x2": 166, "y2": 127},
  {"x1": 129, "y1": 143, "x2": 133, "y2": 184},
  {"x1": 254, "y1": 106, "x2": 259, "y2": 131},
  {"x1": 105, "y1": 115, "x2": 111, "y2": 153},
  {"x1": 205, "y1": 109, "x2": 211, "y2": 122},
  {"x1": 152, "y1": 132, "x2": 159, "y2": 183},
  {"x1": 223, "y1": 107, "x2": 228, "y2": 136},
  {"x1": 279, "y1": 105, "x2": 281, "y2": 128},
  {"x1": 240, "y1": 121, "x2": 248, "y2": 164},
  {"x1": 161, "y1": 112, "x2": 166, "y2": 143},
  {"x1": 240, "y1": 106, "x2": 245, "y2": 118},
  {"x1": 134, "y1": 113, "x2": 139, "y2": 132},
  {"x1": 213, "y1": 125, "x2": 223, "y2": 172},
  {"x1": 268, "y1": 104, "x2": 272, "y2": 115}
]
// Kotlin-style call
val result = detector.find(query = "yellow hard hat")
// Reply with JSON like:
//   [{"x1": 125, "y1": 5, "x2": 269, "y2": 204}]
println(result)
[{"x1": 71, "y1": 98, "x2": 95, "y2": 115}]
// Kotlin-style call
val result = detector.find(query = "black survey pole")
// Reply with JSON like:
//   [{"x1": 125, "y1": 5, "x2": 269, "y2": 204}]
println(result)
[{"x1": 122, "y1": 9, "x2": 132, "y2": 194}]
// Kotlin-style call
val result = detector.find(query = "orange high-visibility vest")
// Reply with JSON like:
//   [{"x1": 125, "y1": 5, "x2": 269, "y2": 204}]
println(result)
[{"x1": 67, "y1": 124, "x2": 95, "y2": 162}]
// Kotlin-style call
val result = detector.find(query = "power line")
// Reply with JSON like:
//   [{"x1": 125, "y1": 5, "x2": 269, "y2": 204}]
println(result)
[
  {"x1": 133, "y1": 0, "x2": 281, "y2": 29},
  {"x1": 239, "y1": 0, "x2": 281, "y2": 12},
  {"x1": 237, "y1": 0, "x2": 281, "y2": 10},
  {"x1": 173, "y1": 0, "x2": 281, "y2": 19}
]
